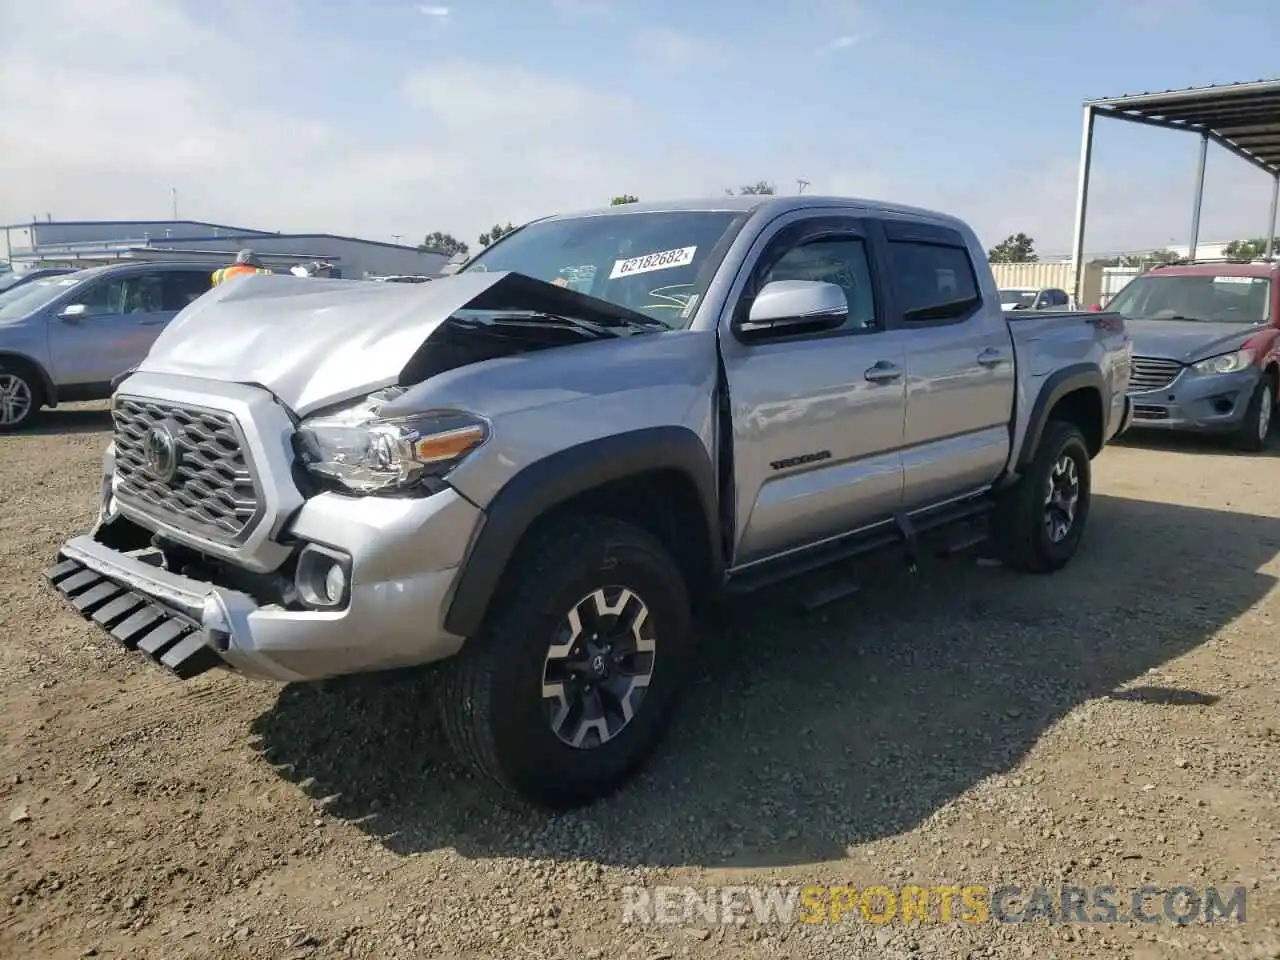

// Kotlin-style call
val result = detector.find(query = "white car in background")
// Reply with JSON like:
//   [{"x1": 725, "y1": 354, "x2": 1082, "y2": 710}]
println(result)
[{"x1": 999, "y1": 287, "x2": 1074, "y2": 312}]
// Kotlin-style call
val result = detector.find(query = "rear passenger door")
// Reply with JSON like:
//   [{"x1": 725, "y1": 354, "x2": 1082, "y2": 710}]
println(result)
[
  {"x1": 720, "y1": 214, "x2": 913, "y2": 566},
  {"x1": 877, "y1": 219, "x2": 1016, "y2": 510}
]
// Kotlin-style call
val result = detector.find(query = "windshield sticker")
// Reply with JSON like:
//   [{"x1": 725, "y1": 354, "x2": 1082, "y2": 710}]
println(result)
[
  {"x1": 1213, "y1": 276, "x2": 1259, "y2": 284},
  {"x1": 609, "y1": 246, "x2": 697, "y2": 280}
]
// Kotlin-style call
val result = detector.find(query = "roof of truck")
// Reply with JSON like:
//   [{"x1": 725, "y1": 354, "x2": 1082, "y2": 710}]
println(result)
[{"x1": 542, "y1": 195, "x2": 971, "y2": 230}]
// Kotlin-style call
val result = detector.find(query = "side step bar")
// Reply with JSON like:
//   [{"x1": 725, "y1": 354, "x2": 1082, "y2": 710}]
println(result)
[{"x1": 727, "y1": 496, "x2": 995, "y2": 597}]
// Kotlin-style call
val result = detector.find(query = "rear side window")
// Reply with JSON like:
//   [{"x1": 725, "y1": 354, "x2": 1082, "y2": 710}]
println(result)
[
  {"x1": 888, "y1": 241, "x2": 979, "y2": 319},
  {"x1": 162, "y1": 271, "x2": 213, "y2": 310}
]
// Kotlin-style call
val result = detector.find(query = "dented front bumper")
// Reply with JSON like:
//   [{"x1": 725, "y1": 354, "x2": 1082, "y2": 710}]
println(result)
[{"x1": 50, "y1": 456, "x2": 485, "y2": 683}]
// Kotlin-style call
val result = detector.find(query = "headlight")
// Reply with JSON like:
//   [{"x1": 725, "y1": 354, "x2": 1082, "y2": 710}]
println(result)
[
  {"x1": 295, "y1": 387, "x2": 488, "y2": 495},
  {"x1": 1192, "y1": 348, "x2": 1255, "y2": 376}
]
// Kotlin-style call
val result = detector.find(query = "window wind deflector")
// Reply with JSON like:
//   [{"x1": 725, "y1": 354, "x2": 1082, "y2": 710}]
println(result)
[{"x1": 903, "y1": 294, "x2": 980, "y2": 323}]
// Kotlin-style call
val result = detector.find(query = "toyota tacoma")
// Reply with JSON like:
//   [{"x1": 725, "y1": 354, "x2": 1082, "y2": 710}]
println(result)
[{"x1": 48, "y1": 196, "x2": 1133, "y2": 807}]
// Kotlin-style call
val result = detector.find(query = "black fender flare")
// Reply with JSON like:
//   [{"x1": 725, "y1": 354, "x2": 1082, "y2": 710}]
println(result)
[
  {"x1": 1016, "y1": 363, "x2": 1104, "y2": 470},
  {"x1": 0, "y1": 351, "x2": 57, "y2": 404},
  {"x1": 443, "y1": 425, "x2": 722, "y2": 638}
]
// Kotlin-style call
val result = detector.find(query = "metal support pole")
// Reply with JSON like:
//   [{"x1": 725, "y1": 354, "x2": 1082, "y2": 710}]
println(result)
[
  {"x1": 1188, "y1": 133, "x2": 1208, "y2": 261},
  {"x1": 1266, "y1": 174, "x2": 1279, "y2": 260},
  {"x1": 1069, "y1": 106, "x2": 1095, "y2": 308}
]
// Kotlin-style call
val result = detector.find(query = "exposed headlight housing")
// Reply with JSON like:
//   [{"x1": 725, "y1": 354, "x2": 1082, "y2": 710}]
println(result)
[
  {"x1": 295, "y1": 387, "x2": 488, "y2": 495},
  {"x1": 1192, "y1": 348, "x2": 1255, "y2": 376}
]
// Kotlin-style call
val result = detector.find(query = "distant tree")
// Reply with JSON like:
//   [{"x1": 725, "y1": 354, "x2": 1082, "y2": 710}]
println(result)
[
  {"x1": 726, "y1": 180, "x2": 776, "y2": 196},
  {"x1": 988, "y1": 233, "x2": 1038, "y2": 263},
  {"x1": 610, "y1": 194, "x2": 639, "y2": 205},
  {"x1": 420, "y1": 231, "x2": 468, "y2": 257},
  {"x1": 478, "y1": 222, "x2": 516, "y2": 247},
  {"x1": 1142, "y1": 248, "x2": 1182, "y2": 266},
  {"x1": 1223, "y1": 237, "x2": 1275, "y2": 260}
]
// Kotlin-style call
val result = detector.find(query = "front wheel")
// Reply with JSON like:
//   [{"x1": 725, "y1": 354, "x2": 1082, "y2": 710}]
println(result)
[
  {"x1": 1233, "y1": 375, "x2": 1274, "y2": 452},
  {"x1": 0, "y1": 362, "x2": 42, "y2": 432},
  {"x1": 991, "y1": 420, "x2": 1092, "y2": 573},
  {"x1": 438, "y1": 515, "x2": 693, "y2": 808}
]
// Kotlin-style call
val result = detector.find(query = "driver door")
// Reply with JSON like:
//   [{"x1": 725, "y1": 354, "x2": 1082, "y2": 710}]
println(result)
[
  {"x1": 718, "y1": 213, "x2": 911, "y2": 567},
  {"x1": 47, "y1": 272, "x2": 167, "y2": 389}
]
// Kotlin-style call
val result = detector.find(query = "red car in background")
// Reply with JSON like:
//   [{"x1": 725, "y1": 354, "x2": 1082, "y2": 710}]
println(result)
[{"x1": 1102, "y1": 260, "x2": 1279, "y2": 450}]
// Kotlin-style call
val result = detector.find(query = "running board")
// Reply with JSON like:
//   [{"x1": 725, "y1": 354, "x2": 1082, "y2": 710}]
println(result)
[{"x1": 727, "y1": 496, "x2": 994, "y2": 595}]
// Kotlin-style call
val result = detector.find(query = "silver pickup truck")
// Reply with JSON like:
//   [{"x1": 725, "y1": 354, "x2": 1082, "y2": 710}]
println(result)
[{"x1": 48, "y1": 196, "x2": 1133, "y2": 807}]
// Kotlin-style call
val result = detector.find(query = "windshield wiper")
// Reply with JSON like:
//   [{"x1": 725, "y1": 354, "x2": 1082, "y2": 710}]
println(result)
[{"x1": 451, "y1": 310, "x2": 651, "y2": 340}]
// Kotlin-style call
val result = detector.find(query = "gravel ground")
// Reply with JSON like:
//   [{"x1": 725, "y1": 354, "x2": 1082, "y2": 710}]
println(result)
[{"x1": 2, "y1": 404, "x2": 1279, "y2": 960}]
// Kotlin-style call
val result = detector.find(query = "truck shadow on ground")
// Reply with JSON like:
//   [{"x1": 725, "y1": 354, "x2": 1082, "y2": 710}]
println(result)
[{"x1": 250, "y1": 493, "x2": 1279, "y2": 869}]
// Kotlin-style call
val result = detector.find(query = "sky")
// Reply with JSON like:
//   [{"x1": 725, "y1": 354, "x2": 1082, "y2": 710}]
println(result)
[{"x1": 0, "y1": 0, "x2": 1277, "y2": 257}]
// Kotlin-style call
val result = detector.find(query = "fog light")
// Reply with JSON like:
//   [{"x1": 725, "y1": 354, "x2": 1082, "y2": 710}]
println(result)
[
  {"x1": 296, "y1": 544, "x2": 352, "y2": 609},
  {"x1": 323, "y1": 563, "x2": 347, "y2": 604}
]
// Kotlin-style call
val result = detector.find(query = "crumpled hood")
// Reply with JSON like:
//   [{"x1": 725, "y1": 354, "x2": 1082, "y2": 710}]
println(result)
[
  {"x1": 136, "y1": 270, "x2": 651, "y2": 416},
  {"x1": 1124, "y1": 318, "x2": 1261, "y2": 363}
]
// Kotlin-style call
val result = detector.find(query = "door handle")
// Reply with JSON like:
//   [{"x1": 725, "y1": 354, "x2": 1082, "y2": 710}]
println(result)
[
  {"x1": 864, "y1": 361, "x2": 903, "y2": 384},
  {"x1": 137, "y1": 319, "x2": 166, "y2": 326},
  {"x1": 977, "y1": 348, "x2": 1007, "y2": 368}
]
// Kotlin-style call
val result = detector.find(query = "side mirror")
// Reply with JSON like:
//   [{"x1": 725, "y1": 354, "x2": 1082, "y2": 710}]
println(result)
[
  {"x1": 58, "y1": 303, "x2": 88, "y2": 321},
  {"x1": 737, "y1": 280, "x2": 847, "y2": 336}
]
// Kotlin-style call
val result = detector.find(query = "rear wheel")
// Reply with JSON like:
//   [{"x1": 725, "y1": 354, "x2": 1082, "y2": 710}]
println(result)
[
  {"x1": 438, "y1": 515, "x2": 693, "y2": 808},
  {"x1": 991, "y1": 419, "x2": 1092, "y2": 573},
  {"x1": 0, "y1": 361, "x2": 43, "y2": 432},
  {"x1": 1233, "y1": 375, "x2": 1275, "y2": 452}
]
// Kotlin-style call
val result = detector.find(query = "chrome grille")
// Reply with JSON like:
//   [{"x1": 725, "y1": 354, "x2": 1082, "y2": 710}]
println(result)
[
  {"x1": 112, "y1": 396, "x2": 261, "y2": 543},
  {"x1": 1128, "y1": 357, "x2": 1183, "y2": 393}
]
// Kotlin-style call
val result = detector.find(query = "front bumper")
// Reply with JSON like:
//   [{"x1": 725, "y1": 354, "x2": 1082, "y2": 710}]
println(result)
[
  {"x1": 49, "y1": 486, "x2": 484, "y2": 683},
  {"x1": 1127, "y1": 367, "x2": 1259, "y2": 434}
]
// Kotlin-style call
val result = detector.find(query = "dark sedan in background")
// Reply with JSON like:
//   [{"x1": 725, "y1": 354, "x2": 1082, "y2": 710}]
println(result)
[{"x1": 0, "y1": 267, "x2": 75, "y2": 296}]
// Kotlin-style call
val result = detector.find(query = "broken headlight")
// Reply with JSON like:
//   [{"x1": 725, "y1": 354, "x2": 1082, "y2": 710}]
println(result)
[{"x1": 295, "y1": 387, "x2": 489, "y2": 495}]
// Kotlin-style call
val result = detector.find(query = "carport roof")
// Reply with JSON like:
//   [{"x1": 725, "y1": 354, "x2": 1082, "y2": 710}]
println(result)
[{"x1": 1086, "y1": 78, "x2": 1280, "y2": 177}]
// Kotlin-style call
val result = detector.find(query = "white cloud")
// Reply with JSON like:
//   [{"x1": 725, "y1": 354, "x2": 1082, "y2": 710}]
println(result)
[
  {"x1": 818, "y1": 35, "x2": 858, "y2": 54},
  {"x1": 417, "y1": 4, "x2": 450, "y2": 16},
  {"x1": 630, "y1": 27, "x2": 730, "y2": 67}
]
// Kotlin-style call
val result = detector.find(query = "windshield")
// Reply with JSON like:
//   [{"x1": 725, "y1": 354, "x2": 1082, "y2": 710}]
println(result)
[
  {"x1": 0, "y1": 274, "x2": 84, "y2": 320},
  {"x1": 999, "y1": 289, "x2": 1037, "y2": 306},
  {"x1": 1107, "y1": 274, "x2": 1271, "y2": 324},
  {"x1": 460, "y1": 210, "x2": 744, "y2": 326}
]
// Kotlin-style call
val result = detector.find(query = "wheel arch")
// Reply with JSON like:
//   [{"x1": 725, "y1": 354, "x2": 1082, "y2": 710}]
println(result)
[
  {"x1": 1017, "y1": 364, "x2": 1105, "y2": 469},
  {"x1": 0, "y1": 351, "x2": 55, "y2": 406},
  {"x1": 444, "y1": 426, "x2": 723, "y2": 638}
]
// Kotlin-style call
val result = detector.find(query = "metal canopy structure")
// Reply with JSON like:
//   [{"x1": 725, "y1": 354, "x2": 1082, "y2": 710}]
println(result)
[{"x1": 1070, "y1": 78, "x2": 1280, "y2": 304}]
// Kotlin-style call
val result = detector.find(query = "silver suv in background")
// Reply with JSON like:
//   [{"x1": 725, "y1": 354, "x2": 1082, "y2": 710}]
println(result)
[
  {"x1": 49, "y1": 196, "x2": 1132, "y2": 808},
  {"x1": 0, "y1": 262, "x2": 213, "y2": 430},
  {"x1": 999, "y1": 287, "x2": 1074, "y2": 312}
]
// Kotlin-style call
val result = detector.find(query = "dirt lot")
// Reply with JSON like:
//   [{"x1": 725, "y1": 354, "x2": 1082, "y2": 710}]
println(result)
[{"x1": 2, "y1": 404, "x2": 1279, "y2": 960}]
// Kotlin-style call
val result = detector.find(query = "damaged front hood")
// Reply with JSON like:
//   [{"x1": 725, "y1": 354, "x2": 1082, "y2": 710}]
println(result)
[{"x1": 136, "y1": 271, "x2": 655, "y2": 416}]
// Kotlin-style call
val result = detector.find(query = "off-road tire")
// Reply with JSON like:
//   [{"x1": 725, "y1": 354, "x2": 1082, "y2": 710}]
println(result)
[
  {"x1": 1232, "y1": 375, "x2": 1275, "y2": 453},
  {"x1": 0, "y1": 359, "x2": 44, "y2": 433},
  {"x1": 438, "y1": 515, "x2": 693, "y2": 809},
  {"x1": 991, "y1": 419, "x2": 1091, "y2": 574}
]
